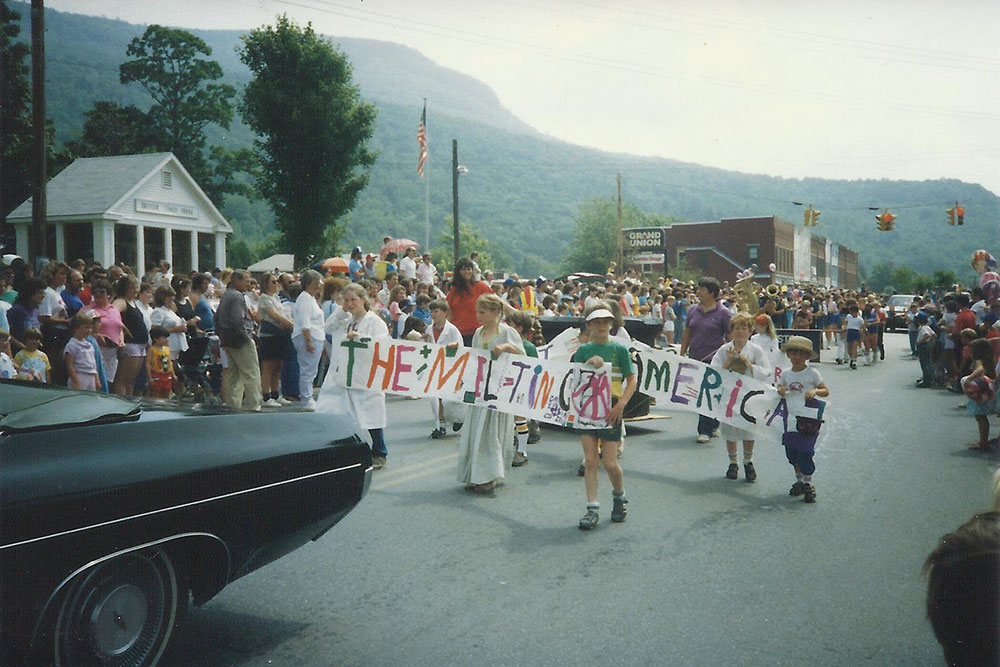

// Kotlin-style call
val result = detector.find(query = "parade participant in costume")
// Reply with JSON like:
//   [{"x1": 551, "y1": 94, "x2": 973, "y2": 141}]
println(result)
[
  {"x1": 455, "y1": 293, "x2": 524, "y2": 493},
  {"x1": 319, "y1": 283, "x2": 391, "y2": 470}
]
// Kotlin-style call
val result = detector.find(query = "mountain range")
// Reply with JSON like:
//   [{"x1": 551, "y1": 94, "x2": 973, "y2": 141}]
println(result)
[{"x1": 11, "y1": 2, "x2": 1000, "y2": 280}]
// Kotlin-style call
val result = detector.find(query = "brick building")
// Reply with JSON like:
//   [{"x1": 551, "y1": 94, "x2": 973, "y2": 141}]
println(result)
[{"x1": 623, "y1": 215, "x2": 858, "y2": 290}]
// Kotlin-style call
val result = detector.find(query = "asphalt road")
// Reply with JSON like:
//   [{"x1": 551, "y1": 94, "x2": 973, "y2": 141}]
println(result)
[{"x1": 162, "y1": 334, "x2": 998, "y2": 666}]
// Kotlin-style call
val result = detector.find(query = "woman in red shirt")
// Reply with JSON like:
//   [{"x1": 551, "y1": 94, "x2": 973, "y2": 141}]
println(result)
[{"x1": 446, "y1": 257, "x2": 493, "y2": 346}]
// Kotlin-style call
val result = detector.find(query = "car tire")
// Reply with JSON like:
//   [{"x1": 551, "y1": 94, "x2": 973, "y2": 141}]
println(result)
[{"x1": 51, "y1": 549, "x2": 179, "y2": 667}]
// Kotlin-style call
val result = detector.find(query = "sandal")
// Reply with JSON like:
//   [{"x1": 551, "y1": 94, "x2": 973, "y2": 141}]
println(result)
[{"x1": 471, "y1": 481, "x2": 496, "y2": 493}]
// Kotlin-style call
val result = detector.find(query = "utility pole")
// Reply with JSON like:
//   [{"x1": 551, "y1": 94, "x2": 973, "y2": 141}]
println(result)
[
  {"x1": 616, "y1": 172, "x2": 623, "y2": 276},
  {"x1": 30, "y1": 0, "x2": 46, "y2": 267},
  {"x1": 452, "y1": 139, "x2": 459, "y2": 263}
]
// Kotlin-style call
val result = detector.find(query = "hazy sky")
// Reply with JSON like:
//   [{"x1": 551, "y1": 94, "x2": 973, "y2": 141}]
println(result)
[{"x1": 47, "y1": 0, "x2": 1000, "y2": 194}]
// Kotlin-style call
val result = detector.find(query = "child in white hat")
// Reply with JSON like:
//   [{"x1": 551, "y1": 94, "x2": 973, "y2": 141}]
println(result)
[{"x1": 776, "y1": 336, "x2": 829, "y2": 503}]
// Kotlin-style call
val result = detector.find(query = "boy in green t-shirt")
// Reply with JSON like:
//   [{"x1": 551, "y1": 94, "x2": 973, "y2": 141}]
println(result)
[{"x1": 572, "y1": 306, "x2": 636, "y2": 530}]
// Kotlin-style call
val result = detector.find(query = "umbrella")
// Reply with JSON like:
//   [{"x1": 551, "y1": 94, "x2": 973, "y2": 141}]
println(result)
[
  {"x1": 380, "y1": 238, "x2": 419, "y2": 259},
  {"x1": 317, "y1": 257, "x2": 349, "y2": 274}
]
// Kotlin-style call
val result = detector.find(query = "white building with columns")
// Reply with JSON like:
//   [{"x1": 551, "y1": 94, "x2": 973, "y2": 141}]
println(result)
[{"x1": 6, "y1": 152, "x2": 231, "y2": 276}]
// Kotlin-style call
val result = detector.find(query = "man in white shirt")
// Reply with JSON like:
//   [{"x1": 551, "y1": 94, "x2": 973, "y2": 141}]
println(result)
[
  {"x1": 399, "y1": 247, "x2": 417, "y2": 280},
  {"x1": 416, "y1": 253, "x2": 437, "y2": 285},
  {"x1": 470, "y1": 251, "x2": 483, "y2": 282}
]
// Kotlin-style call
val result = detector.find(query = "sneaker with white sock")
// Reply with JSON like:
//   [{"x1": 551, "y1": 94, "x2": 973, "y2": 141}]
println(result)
[
  {"x1": 301, "y1": 399, "x2": 317, "y2": 411},
  {"x1": 263, "y1": 398, "x2": 283, "y2": 409}
]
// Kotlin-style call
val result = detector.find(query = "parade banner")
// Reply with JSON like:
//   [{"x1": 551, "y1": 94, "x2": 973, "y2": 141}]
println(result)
[
  {"x1": 335, "y1": 337, "x2": 611, "y2": 428},
  {"x1": 334, "y1": 335, "x2": 827, "y2": 436}
]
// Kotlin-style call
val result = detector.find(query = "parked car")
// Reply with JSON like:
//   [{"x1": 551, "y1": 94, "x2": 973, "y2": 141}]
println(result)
[
  {"x1": 885, "y1": 294, "x2": 917, "y2": 332},
  {"x1": 0, "y1": 380, "x2": 372, "y2": 666}
]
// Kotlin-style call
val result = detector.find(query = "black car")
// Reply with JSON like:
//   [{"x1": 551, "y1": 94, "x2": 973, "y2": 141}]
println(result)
[{"x1": 0, "y1": 381, "x2": 372, "y2": 666}]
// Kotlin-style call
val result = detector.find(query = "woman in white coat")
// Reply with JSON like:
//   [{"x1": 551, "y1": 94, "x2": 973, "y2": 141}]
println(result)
[{"x1": 318, "y1": 283, "x2": 391, "y2": 470}]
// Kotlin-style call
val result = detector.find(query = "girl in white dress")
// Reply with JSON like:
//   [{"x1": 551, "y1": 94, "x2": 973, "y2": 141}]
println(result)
[{"x1": 456, "y1": 293, "x2": 524, "y2": 493}]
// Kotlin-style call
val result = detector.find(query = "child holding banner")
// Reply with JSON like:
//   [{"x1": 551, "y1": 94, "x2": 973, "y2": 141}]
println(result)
[
  {"x1": 574, "y1": 306, "x2": 637, "y2": 530},
  {"x1": 319, "y1": 283, "x2": 391, "y2": 470},
  {"x1": 506, "y1": 310, "x2": 539, "y2": 465},
  {"x1": 428, "y1": 299, "x2": 464, "y2": 439},
  {"x1": 777, "y1": 336, "x2": 829, "y2": 504},
  {"x1": 711, "y1": 313, "x2": 771, "y2": 483},
  {"x1": 456, "y1": 293, "x2": 524, "y2": 493}
]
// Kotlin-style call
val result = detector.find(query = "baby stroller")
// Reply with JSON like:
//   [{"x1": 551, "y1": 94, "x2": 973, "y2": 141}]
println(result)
[{"x1": 176, "y1": 335, "x2": 220, "y2": 404}]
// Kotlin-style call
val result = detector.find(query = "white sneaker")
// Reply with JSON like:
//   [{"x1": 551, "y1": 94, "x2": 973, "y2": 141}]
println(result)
[
  {"x1": 301, "y1": 399, "x2": 317, "y2": 411},
  {"x1": 277, "y1": 397, "x2": 295, "y2": 406},
  {"x1": 263, "y1": 398, "x2": 282, "y2": 409},
  {"x1": 696, "y1": 434, "x2": 711, "y2": 443},
  {"x1": 711, "y1": 429, "x2": 720, "y2": 438}
]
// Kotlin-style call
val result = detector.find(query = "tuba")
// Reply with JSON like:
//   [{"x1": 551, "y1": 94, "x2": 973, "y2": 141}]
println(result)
[{"x1": 733, "y1": 275, "x2": 761, "y2": 315}]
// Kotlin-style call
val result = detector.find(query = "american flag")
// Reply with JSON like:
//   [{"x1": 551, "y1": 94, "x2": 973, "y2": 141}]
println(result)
[{"x1": 417, "y1": 102, "x2": 427, "y2": 178}]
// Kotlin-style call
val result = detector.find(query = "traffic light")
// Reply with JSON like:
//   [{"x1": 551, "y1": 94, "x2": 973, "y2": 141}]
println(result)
[
  {"x1": 946, "y1": 207, "x2": 955, "y2": 225},
  {"x1": 803, "y1": 205, "x2": 820, "y2": 226},
  {"x1": 876, "y1": 209, "x2": 896, "y2": 231},
  {"x1": 947, "y1": 202, "x2": 965, "y2": 225},
  {"x1": 956, "y1": 205, "x2": 964, "y2": 225}
]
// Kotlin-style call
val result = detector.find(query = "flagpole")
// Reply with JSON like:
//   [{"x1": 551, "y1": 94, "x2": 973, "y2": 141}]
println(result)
[
  {"x1": 424, "y1": 126, "x2": 430, "y2": 252},
  {"x1": 418, "y1": 98, "x2": 430, "y2": 251}
]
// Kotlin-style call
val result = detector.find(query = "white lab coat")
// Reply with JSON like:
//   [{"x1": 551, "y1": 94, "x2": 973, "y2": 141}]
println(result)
[{"x1": 317, "y1": 309, "x2": 389, "y2": 429}]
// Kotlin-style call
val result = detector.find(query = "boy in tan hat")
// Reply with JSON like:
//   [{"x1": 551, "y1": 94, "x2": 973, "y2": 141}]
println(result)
[{"x1": 776, "y1": 335, "x2": 829, "y2": 503}]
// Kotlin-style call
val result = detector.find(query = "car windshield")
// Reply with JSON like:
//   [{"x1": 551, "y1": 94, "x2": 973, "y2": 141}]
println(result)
[
  {"x1": 887, "y1": 295, "x2": 915, "y2": 308},
  {"x1": 0, "y1": 381, "x2": 140, "y2": 432}
]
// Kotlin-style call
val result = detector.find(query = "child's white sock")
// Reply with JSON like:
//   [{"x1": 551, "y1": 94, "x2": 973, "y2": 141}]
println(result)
[
  {"x1": 514, "y1": 418, "x2": 529, "y2": 455},
  {"x1": 796, "y1": 473, "x2": 804, "y2": 482},
  {"x1": 803, "y1": 475, "x2": 813, "y2": 485}
]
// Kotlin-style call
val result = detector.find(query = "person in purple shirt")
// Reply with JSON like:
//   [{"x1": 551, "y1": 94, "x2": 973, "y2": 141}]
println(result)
[{"x1": 680, "y1": 277, "x2": 732, "y2": 443}]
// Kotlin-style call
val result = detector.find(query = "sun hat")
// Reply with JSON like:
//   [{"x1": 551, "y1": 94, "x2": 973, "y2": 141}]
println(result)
[
  {"x1": 586, "y1": 308, "x2": 615, "y2": 322},
  {"x1": 782, "y1": 335, "x2": 813, "y2": 353}
]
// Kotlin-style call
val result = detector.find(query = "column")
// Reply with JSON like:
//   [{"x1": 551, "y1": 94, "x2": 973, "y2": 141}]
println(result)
[
  {"x1": 163, "y1": 228, "x2": 173, "y2": 271},
  {"x1": 92, "y1": 221, "x2": 115, "y2": 268},
  {"x1": 15, "y1": 223, "x2": 29, "y2": 259},
  {"x1": 190, "y1": 230, "x2": 199, "y2": 273},
  {"x1": 54, "y1": 223, "x2": 65, "y2": 262},
  {"x1": 136, "y1": 224, "x2": 146, "y2": 278},
  {"x1": 215, "y1": 232, "x2": 227, "y2": 270}
]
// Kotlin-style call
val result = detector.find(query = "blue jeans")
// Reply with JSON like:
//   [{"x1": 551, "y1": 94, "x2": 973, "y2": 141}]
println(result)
[
  {"x1": 698, "y1": 414, "x2": 719, "y2": 437},
  {"x1": 908, "y1": 328, "x2": 918, "y2": 355},
  {"x1": 918, "y1": 342, "x2": 935, "y2": 384},
  {"x1": 281, "y1": 343, "x2": 300, "y2": 399},
  {"x1": 369, "y1": 428, "x2": 388, "y2": 458}
]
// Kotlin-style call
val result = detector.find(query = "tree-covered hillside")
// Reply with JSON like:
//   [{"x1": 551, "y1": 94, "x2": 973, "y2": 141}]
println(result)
[{"x1": 11, "y1": 3, "x2": 999, "y2": 280}]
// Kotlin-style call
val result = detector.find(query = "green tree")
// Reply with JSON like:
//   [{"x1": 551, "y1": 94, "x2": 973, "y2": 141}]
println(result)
[
  {"x1": 62, "y1": 101, "x2": 167, "y2": 158},
  {"x1": 431, "y1": 219, "x2": 507, "y2": 273},
  {"x1": 1, "y1": 0, "x2": 31, "y2": 220},
  {"x1": 119, "y1": 25, "x2": 236, "y2": 188},
  {"x1": 239, "y1": 15, "x2": 377, "y2": 266},
  {"x1": 866, "y1": 261, "x2": 896, "y2": 293},
  {"x1": 562, "y1": 197, "x2": 661, "y2": 274},
  {"x1": 932, "y1": 269, "x2": 960, "y2": 290},
  {"x1": 888, "y1": 265, "x2": 918, "y2": 294},
  {"x1": 912, "y1": 274, "x2": 935, "y2": 294}
]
